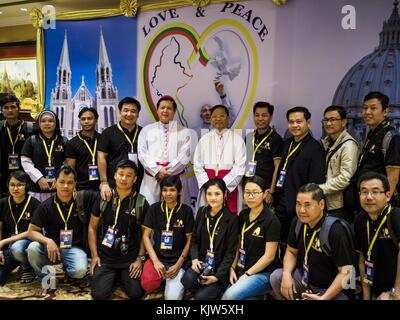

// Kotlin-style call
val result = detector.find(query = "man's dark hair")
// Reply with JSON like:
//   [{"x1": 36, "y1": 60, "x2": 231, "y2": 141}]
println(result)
[
  {"x1": 253, "y1": 101, "x2": 274, "y2": 116},
  {"x1": 157, "y1": 96, "x2": 177, "y2": 111},
  {"x1": 115, "y1": 159, "x2": 138, "y2": 175},
  {"x1": 78, "y1": 107, "x2": 99, "y2": 119},
  {"x1": 56, "y1": 165, "x2": 77, "y2": 181},
  {"x1": 363, "y1": 91, "x2": 389, "y2": 111},
  {"x1": 211, "y1": 104, "x2": 229, "y2": 117},
  {"x1": 286, "y1": 106, "x2": 311, "y2": 121},
  {"x1": 358, "y1": 172, "x2": 390, "y2": 193},
  {"x1": 323, "y1": 105, "x2": 347, "y2": 119},
  {"x1": 160, "y1": 175, "x2": 182, "y2": 193},
  {"x1": 297, "y1": 183, "x2": 325, "y2": 202},
  {"x1": 0, "y1": 93, "x2": 20, "y2": 109},
  {"x1": 118, "y1": 97, "x2": 141, "y2": 112}
]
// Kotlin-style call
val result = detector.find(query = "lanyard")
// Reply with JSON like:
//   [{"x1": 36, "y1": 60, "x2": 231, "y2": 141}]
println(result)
[
  {"x1": 6, "y1": 121, "x2": 24, "y2": 154},
  {"x1": 117, "y1": 123, "x2": 139, "y2": 153},
  {"x1": 252, "y1": 129, "x2": 273, "y2": 161},
  {"x1": 303, "y1": 225, "x2": 320, "y2": 265},
  {"x1": 77, "y1": 133, "x2": 97, "y2": 165},
  {"x1": 206, "y1": 212, "x2": 223, "y2": 252},
  {"x1": 55, "y1": 196, "x2": 75, "y2": 230},
  {"x1": 163, "y1": 201, "x2": 182, "y2": 231},
  {"x1": 283, "y1": 140, "x2": 302, "y2": 170},
  {"x1": 112, "y1": 198, "x2": 122, "y2": 229},
  {"x1": 40, "y1": 135, "x2": 57, "y2": 167},
  {"x1": 8, "y1": 195, "x2": 31, "y2": 234},
  {"x1": 367, "y1": 205, "x2": 392, "y2": 261},
  {"x1": 241, "y1": 219, "x2": 257, "y2": 248}
]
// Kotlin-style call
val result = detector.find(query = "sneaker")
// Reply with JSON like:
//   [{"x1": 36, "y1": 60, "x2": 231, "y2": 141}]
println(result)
[{"x1": 20, "y1": 271, "x2": 36, "y2": 284}]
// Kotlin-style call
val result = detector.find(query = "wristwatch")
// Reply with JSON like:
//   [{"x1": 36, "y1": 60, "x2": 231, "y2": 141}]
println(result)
[
  {"x1": 390, "y1": 288, "x2": 400, "y2": 300},
  {"x1": 137, "y1": 255, "x2": 146, "y2": 263}
]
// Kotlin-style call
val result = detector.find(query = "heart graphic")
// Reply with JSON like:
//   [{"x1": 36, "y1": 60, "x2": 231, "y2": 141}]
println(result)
[{"x1": 141, "y1": 20, "x2": 259, "y2": 129}]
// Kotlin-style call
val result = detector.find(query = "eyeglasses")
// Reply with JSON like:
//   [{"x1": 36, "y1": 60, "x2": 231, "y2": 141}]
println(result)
[
  {"x1": 244, "y1": 191, "x2": 264, "y2": 197},
  {"x1": 359, "y1": 190, "x2": 386, "y2": 198},
  {"x1": 322, "y1": 118, "x2": 342, "y2": 124},
  {"x1": 9, "y1": 183, "x2": 26, "y2": 189}
]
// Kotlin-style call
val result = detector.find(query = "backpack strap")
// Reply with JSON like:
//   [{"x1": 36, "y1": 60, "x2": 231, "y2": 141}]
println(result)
[
  {"x1": 326, "y1": 139, "x2": 356, "y2": 166},
  {"x1": 76, "y1": 190, "x2": 87, "y2": 224},
  {"x1": 319, "y1": 215, "x2": 355, "y2": 256},
  {"x1": 382, "y1": 129, "x2": 395, "y2": 159},
  {"x1": 133, "y1": 193, "x2": 145, "y2": 225},
  {"x1": 294, "y1": 217, "x2": 303, "y2": 242},
  {"x1": 25, "y1": 121, "x2": 34, "y2": 134},
  {"x1": 386, "y1": 212, "x2": 399, "y2": 248},
  {"x1": 75, "y1": 190, "x2": 89, "y2": 253}
]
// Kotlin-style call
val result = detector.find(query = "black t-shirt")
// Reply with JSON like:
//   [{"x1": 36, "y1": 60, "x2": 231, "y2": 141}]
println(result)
[
  {"x1": 143, "y1": 201, "x2": 194, "y2": 267},
  {"x1": 21, "y1": 134, "x2": 67, "y2": 193},
  {"x1": 238, "y1": 207, "x2": 281, "y2": 273},
  {"x1": 92, "y1": 192, "x2": 149, "y2": 267},
  {"x1": 97, "y1": 123, "x2": 143, "y2": 191},
  {"x1": 287, "y1": 215, "x2": 354, "y2": 289},
  {"x1": 0, "y1": 195, "x2": 40, "y2": 243},
  {"x1": 358, "y1": 120, "x2": 400, "y2": 177},
  {"x1": 354, "y1": 207, "x2": 400, "y2": 295},
  {"x1": 247, "y1": 128, "x2": 283, "y2": 187},
  {"x1": 65, "y1": 131, "x2": 101, "y2": 190},
  {"x1": 30, "y1": 192, "x2": 98, "y2": 248},
  {"x1": 0, "y1": 120, "x2": 32, "y2": 193}
]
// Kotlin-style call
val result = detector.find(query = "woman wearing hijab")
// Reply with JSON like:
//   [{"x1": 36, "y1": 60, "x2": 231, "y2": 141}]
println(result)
[{"x1": 21, "y1": 111, "x2": 68, "y2": 201}]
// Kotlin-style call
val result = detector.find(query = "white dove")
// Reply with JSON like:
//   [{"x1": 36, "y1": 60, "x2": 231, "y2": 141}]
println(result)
[{"x1": 209, "y1": 36, "x2": 241, "y2": 81}]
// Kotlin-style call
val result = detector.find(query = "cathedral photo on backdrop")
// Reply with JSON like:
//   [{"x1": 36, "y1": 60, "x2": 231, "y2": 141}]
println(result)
[{"x1": 44, "y1": 16, "x2": 137, "y2": 138}]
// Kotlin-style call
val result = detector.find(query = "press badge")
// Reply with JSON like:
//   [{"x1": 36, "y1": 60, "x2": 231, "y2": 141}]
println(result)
[
  {"x1": 102, "y1": 227, "x2": 116, "y2": 248},
  {"x1": 245, "y1": 161, "x2": 257, "y2": 177},
  {"x1": 8, "y1": 154, "x2": 19, "y2": 170},
  {"x1": 363, "y1": 260, "x2": 374, "y2": 285},
  {"x1": 88, "y1": 165, "x2": 99, "y2": 181},
  {"x1": 301, "y1": 263, "x2": 309, "y2": 287},
  {"x1": 160, "y1": 230, "x2": 173, "y2": 250},
  {"x1": 276, "y1": 169, "x2": 287, "y2": 188},
  {"x1": 205, "y1": 250, "x2": 215, "y2": 269},
  {"x1": 45, "y1": 166, "x2": 56, "y2": 182},
  {"x1": 128, "y1": 153, "x2": 138, "y2": 166},
  {"x1": 60, "y1": 229, "x2": 73, "y2": 249},
  {"x1": 237, "y1": 248, "x2": 246, "y2": 269}
]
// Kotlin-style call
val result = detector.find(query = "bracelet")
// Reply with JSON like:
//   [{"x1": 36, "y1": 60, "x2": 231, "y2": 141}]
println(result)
[
  {"x1": 245, "y1": 271, "x2": 251, "y2": 276},
  {"x1": 230, "y1": 266, "x2": 235, "y2": 270},
  {"x1": 180, "y1": 255, "x2": 186, "y2": 260}
]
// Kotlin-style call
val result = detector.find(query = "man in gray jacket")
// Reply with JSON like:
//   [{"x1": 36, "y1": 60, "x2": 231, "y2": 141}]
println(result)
[{"x1": 319, "y1": 106, "x2": 358, "y2": 222}]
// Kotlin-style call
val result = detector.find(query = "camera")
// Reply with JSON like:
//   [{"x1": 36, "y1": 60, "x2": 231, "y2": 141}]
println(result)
[
  {"x1": 198, "y1": 261, "x2": 214, "y2": 278},
  {"x1": 113, "y1": 235, "x2": 129, "y2": 255}
]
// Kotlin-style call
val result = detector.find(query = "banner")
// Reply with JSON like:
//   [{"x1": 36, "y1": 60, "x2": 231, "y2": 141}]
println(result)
[{"x1": 136, "y1": 0, "x2": 398, "y2": 143}]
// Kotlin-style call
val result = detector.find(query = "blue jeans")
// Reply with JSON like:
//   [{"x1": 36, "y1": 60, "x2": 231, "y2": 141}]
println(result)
[
  {"x1": 0, "y1": 248, "x2": 19, "y2": 285},
  {"x1": 26, "y1": 241, "x2": 88, "y2": 282},
  {"x1": 9, "y1": 239, "x2": 32, "y2": 272},
  {"x1": 221, "y1": 272, "x2": 271, "y2": 300}
]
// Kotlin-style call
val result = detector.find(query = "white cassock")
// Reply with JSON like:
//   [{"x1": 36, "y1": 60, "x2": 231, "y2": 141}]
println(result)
[
  {"x1": 138, "y1": 120, "x2": 192, "y2": 205},
  {"x1": 193, "y1": 128, "x2": 246, "y2": 214}
]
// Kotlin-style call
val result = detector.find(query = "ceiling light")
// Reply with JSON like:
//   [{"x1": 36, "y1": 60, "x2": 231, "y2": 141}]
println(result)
[{"x1": 20, "y1": 8, "x2": 28, "y2": 12}]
